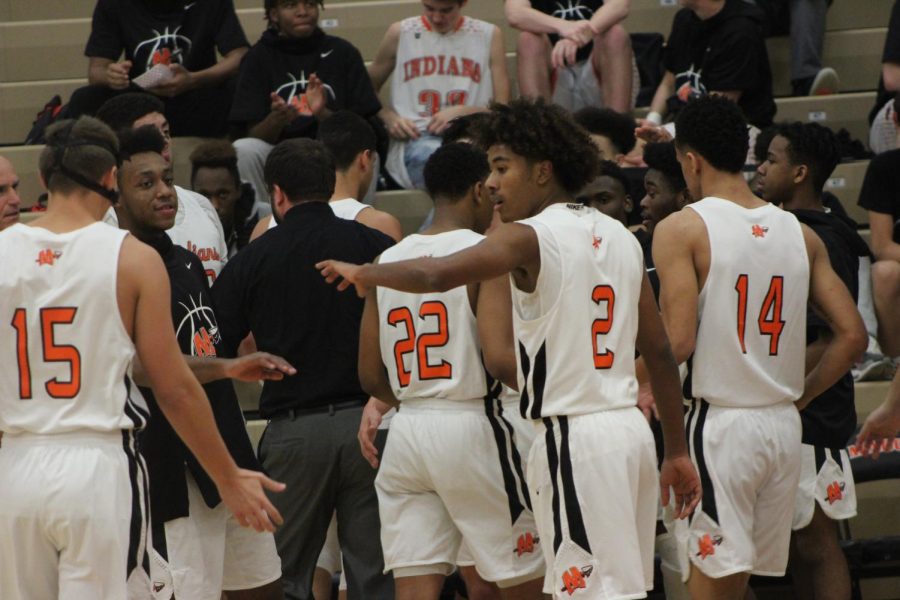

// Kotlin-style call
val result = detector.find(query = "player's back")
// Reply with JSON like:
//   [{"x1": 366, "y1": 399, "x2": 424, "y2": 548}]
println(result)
[
  {"x1": 392, "y1": 16, "x2": 494, "y2": 128},
  {"x1": 0, "y1": 222, "x2": 146, "y2": 434},
  {"x1": 513, "y1": 203, "x2": 643, "y2": 419},
  {"x1": 688, "y1": 198, "x2": 809, "y2": 407},
  {"x1": 377, "y1": 229, "x2": 489, "y2": 401}
]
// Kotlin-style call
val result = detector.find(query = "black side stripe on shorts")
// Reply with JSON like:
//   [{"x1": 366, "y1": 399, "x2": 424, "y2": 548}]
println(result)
[
  {"x1": 122, "y1": 376, "x2": 149, "y2": 430},
  {"x1": 485, "y1": 396, "x2": 527, "y2": 524},
  {"x1": 544, "y1": 418, "x2": 563, "y2": 553},
  {"x1": 519, "y1": 341, "x2": 531, "y2": 419},
  {"x1": 122, "y1": 430, "x2": 150, "y2": 578},
  {"x1": 497, "y1": 403, "x2": 533, "y2": 512},
  {"x1": 814, "y1": 445, "x2": 827, "y2": 474},
  {"x1": 830, "y1": 447, "x2": 844, "y2": 470},
  {"x1": 558, "y1": 416, "x2": 592, "y2": 554},
  {"x1": 692, "y1": 400, "x2": 719, "y2": 525},
  {"x1": 529, "y1": 342, "x2": 547, "y2": 420}
]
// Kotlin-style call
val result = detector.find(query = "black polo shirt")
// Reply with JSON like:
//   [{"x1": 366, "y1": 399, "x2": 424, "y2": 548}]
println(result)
[
  {"x1": 211, "y1": 202, "x2": 394, "y2": 417},
  {"x1": 138, "y1": 234, "x2": 260, "y2": 524}
]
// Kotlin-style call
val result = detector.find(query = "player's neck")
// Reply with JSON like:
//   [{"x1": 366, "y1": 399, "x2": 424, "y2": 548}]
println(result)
[
  {"x1": 533, "y1": 186, "x2": 572, "y2": 216},
  {"x1": 700, "y1": 172, "x2": 765, "y2": 208},
  {"x1": 781, "y1": 187, "x2": 823, "y2": 212},
  {"x1": 331, "y1": 173, "x2": 360, "y2": 203},
  {"x1": 33, "y1": 192, "x2": 109, "y2": 232},
  {"x1": 421, "y1": 203, "x2": 474, "y2": 235},
  {"x1": 693, "y1": 0, "x2": 726, "y2": 20}
]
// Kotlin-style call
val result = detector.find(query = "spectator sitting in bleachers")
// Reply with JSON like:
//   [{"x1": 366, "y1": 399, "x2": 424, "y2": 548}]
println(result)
[
  {"x1": 189, "y1": 140, "x2": 259, "y2": 258},
  {"x1": 366, "y1": 0, "x2": 509, "y2": 191},
  {"x1": 230, "y1": 0, "x2": 381, "y2": 208},
  {"x1": 573, "y1": 107, "x2": 638, "y2": 166},
  {"x1": 756, "y1": 122, "x2": 868, "y2": 600},
  {"x1": 96, "y1": 92, "x2": 228, "y2": 283},
  {"x1": 644, "y1": 0, "x2": 776, "y2": 131},
  {"x1": 754, "y1": 0, "x2": 839, "y2": 96},
  {"x1": 505, "y1": 0, "x2": 637, "y2": 113},
  {"x1": 0, "y1": 156, "x2": 21, "y2": 232},
  {"x1": 870, "y1": 2, "x2": 900, "y2": 155},
  {"x1": 70, "y1": 0, "x2": 249, "y2": 137},
  {"x1": 576, "y1": 160, "x2": 634, "y2": 226},
  {"x1": 857, "y1": 119, "x2": 900, "y2": 370}
]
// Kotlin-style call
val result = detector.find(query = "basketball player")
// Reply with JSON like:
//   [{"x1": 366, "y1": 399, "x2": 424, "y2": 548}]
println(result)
[
  {"x1": 319, "y1": 98, "x2": 701, "y2": 599},
  {"x1": 250, "y1": 111, "x2": 402, "y2": 241},
  {"x1": 115, "y1": 126, "x2": 290, "y2": 600},
  {"x1": 95, "y1": 92, "x2": 228, "y2": 283},
  {"x1": 367, "y1": 0, "x2": 509, "y2": 189},
  {"x1": 354, "y1": 142, "x2": 543, "y2": 599},
  {"x1": 652, "y1": 96, "x2": 866, "y2": 599},
  {"x1": 0, "y1": 117, "x2": 283, "y2": 600}
]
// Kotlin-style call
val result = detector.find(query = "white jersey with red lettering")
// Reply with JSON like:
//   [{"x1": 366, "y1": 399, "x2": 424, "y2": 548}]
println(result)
[
  {"x1": 168, "y1": 186, "x2": 228, "y2": 284},
  {"x1": 376, "y1": 229, "x2": 489, "y2": 401},
  {"x1": 0, "y1": 222, "x2": 148, "y2": 434},
  {"x1": 512, "y1": 203, "x2": 643, "y2": 420},
  {"x1": 687, "y1": 198, "x2": 809, "y2": 408},
  {"x1": 391, "y1": 16, "x2": 495, "y2": 132}
]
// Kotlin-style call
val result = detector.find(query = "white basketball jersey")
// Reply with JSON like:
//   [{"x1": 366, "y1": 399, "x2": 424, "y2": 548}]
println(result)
[
  {"x1": 391, "y1": 16, "x2": 495, "y2": 132},
  {"x1": 512, "y1": 204, "x2": 642, "y2": 420},
  {"x1": 377, "y1": 230, "x2": 491, "y2": 402},
  {"x1": 688, "y1": 198, "x2": 809, "y2": 407},
  {"x1": 168, "y1": 186, "x2": 227, "y2": 284},
  {"x1": 330, "y1": 198, "x2": 371, "y2": 221},
  {"x1": 0, "y1": 223, "x2": 148, "y2": 434}
]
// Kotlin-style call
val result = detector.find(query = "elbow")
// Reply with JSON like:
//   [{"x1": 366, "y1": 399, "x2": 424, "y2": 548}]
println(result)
[
  {"x1": 669, "y1": 335, "x2": 696, "y2": 366},
  {"x1": 506, "y1": 9, "x2": 525, "y2": 30},
  {"x1": 883, "y1": 63, "x2": 900, "y2": 92},
  {"x1": 847, "y1": 321, "x2": 869, "y2": 363}
]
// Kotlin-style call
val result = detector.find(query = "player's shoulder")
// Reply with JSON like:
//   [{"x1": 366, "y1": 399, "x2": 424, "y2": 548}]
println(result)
[{"x1": 654, "y1": 204, "x2": 705, "y2": 242}]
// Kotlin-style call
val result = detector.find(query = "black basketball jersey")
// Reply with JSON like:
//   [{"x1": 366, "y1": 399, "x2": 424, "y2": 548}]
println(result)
[{"x1": 531, "y1": 0, "x2": 604, "y2": 63}]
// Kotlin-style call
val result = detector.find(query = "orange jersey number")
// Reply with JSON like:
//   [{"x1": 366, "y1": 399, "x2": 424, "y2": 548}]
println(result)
[
  {"x1": 11, "y1": 307, "x2": 81, "y2": 399},
  {"x1": 591, "y1": 285, "x2": 616, "y2": 369},
  {"x1": 735, "y1": 274, "x2": 785, "y2": 356},
  {"x1": 387, "y1": 301, "x2": 452, "y2": 387}
]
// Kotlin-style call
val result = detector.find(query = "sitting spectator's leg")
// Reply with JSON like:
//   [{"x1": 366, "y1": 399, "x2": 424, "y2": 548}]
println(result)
[
  {"x1": 790, "y1": 506, "x2": 851, "y2": 600},
  {"x1": 234, "y1": 138, "x2": 275, "y2": 214},
  {"x1": 403, "y1": 135, "x2": 443, "y2": 190},
  {"x1": 872, "y1": 259, "x2": 900, "y2": 357},
  {"x1": 592, "y1": 24, "x2": 634, "y2": 113},
  {"x1": 789, "y1": 0, "x2": 839, "y2": 96},
  {"x1": 516, "y1": 32, "x2": 553, "y2": 101},
  {"x1": 870, "y1": 100, "x2": 898, "y2": 156}
]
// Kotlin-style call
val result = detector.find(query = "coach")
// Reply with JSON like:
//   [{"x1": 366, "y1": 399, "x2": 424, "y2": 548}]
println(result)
[{"x1": 211, "y1": 138, "x2": 395, "y2": 600}]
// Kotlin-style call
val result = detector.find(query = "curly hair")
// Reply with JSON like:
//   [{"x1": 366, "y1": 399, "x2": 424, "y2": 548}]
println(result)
[
  {"x1": 119, "y1": 125, "x2": 166, "y2": 161},
  {"x1": 475, "y1": 98, "x2": 600, "y2": 195},
  {"x1": 441, "y1": 112, "x2": 491, "y2": 146},
  {"x1": 573, "y1": 107, "x2": 637, "y2": 154},
  {"x1": 674, "y1": 95, "x2": 748, "y2": 174},
  {"x1": 595, "y1": 160, "x2": 630, "y2": 194},
  {"x1": 642, "y1": 142, "x2": 686, "y2": 193},
  {"x1": 96, "y1": 93, "x2": 165, "y2": 131},
  {"x1": 189, "y1": 140, "x2": 240, "y2": 189},
  {"x1": 774, "y1": 121, "x2": 840, "y2": 194}
]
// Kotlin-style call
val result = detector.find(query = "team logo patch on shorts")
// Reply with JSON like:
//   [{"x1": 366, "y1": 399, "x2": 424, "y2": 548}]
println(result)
[
  {"x1": 559, "y1": 565, "x2": 593, "y2": 596},
  {"x1": 696, "y1": 533, "x2": 723, "y2": 559},
  {"x1": 513, "y1": 532, "x2": 539, "y2": 556},
  {"x1": 825, "y1": 480, "x2": 845, "y2": 504}
]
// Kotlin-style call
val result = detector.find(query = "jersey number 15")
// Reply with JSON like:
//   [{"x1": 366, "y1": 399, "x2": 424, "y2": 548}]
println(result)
[{"x1": 11, "y1": 307, "x2": 81, "y2": 399}]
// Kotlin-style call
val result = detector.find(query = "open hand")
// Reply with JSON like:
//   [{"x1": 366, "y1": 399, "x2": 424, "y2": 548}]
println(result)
[
  {"x1": 224, "y1": 352, "x2": 296, "y2": 382},
  {"x1": 270, "y1": 92, "x2": 300, "y2": 123},
  {"x1": 635, "y1": 120, "x2": 673, "y2": 144},
  {"x1": 219, "y1": 469, "x2": 286, "y2": 532},
  {"x1": 358, "y1": 398, "x2": 386, "y2": 468},
  {"x1": 317, "y1": 259, "x2": 369, "y2": 297},
  {"x1": 660, "y1": 454, "x2": 701, "y2": 519},
  {"x1": 855, "y1": 401, "x2": 900, "y2": 459},
  {"x1": 383, "y1": 111, "x2": 421, "y2": 140},
  {"x1": 306, "y1": 73, "x2": 329, "y2": 118}
]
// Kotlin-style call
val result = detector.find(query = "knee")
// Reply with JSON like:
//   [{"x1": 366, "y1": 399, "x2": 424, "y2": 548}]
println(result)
[
  {"x1": 596, "y1": 23, "x2": 631, "y2": 54},
  {"x1": 871, "y1": 260, "x2": 900, "y2": 295},
  {"x1": 233, "y1": 137, "x2": 273, "y2": 168},
  {"x1": 516, "y1": 30, "x2": 549, "y2": 59}
]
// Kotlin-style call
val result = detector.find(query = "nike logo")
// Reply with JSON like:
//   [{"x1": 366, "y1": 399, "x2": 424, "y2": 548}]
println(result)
[
  {"x1": 320, "y1": 50, "x2": 334, "y2": 58},
  {"x1": 185, "y1": 262, "x2": 192, "y2": 269},
  {"x1": 184, "y1": 2, "x2": 196, "y2": 10},
  {"x1": 646, "y1": 267, "x2": 656, "y2": 272}
]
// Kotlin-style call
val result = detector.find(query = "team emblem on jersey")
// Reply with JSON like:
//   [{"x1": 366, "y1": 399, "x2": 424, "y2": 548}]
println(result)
[
  {"x1": 696, "y1": 533, "x2": 723, "y2": 559},
  {"x1": 35, "y1": 248, "x2": 62, "y2": 266},
  {"x1": 552, "y1": 0, "x2": 594, "y2": 20},
  {"x1": 592, "y1": 235, "x2": 602, "y2": 250},
  {"x1": 153, "y1": 581, "x2": 166, "y2": 593},
  {"x1": 513, "y1": 532, "x2": 539, "y2": 556},
  {"x1": 560, "y1": 565, "x2": 593, "y2": 595},
  {"x1": 274, "y1": 71, "x2": 337, "y2": 117},
  {"x1": 133, "y1": 26, "x2": 192, "y2": 72},
  {"x1": 751, "y1": 224, "x2": 769, "y2": 238},
  {"x1": 175, "y1": 292, "x2": 221, "y2": 357},
  {"x1": 825, "y1": 481, "x2": 845, "y2": 504}
]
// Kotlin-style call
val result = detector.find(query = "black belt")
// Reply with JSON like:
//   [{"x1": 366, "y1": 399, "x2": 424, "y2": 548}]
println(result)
[{"x1": 267, "y1": 399, "x2": 365, "y2": 421}]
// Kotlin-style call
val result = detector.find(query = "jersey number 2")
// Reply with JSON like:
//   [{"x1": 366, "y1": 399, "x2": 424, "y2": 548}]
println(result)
[
  {"x1": 591, "y1": 285, "x2": 615, "y2": 369},
  {"x1": 387, "y1": 302, "x2": 452, "y2": 387},
  {"x1": 735, "y1": 275, "x2": 785, "y2": 355},
  {"x1": 11, "y1": 307, "x2": 81, "y2": 399}
]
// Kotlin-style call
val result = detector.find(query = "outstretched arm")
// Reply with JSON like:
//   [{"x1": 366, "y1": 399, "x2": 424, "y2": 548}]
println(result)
[
  {"x1": 317, "y1": 222, "x2": 539, "y2": 296},
  {"x1": 132, "y1": 352, "x2": 296, "y2": 386}
]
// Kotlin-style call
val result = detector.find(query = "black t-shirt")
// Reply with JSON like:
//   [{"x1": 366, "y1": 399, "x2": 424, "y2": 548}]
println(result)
[
  {"x1": 870, "y1": 0, "x2": 900, "y2": 123},
  {"x1": 664, "y1": 0, "x2": 776, "y2": 128},
  {"x1": 85, "y1": 0, "x2": 248, "y2": 79},
  {"x1": 229, "y1": 28, "x2": 382, "y2": 141},
  {"x1": 530, "y1": 0, "x2": 604, "y2": 63},
  {"x1": 858, "y1": 148, "x2": 900, "y2": 241},
  {"x1": 138, "y1": 234, "x2": 260, "y2": 524},
  {"x1": 633, "y1": 227, "x2": 659, "y2": 301},
  {"x1": 793, "y1": 209, "x2": 870, "y2": 448},
  {"x1": 211, "y1": 202, "x2": 394, "y2": 417}
]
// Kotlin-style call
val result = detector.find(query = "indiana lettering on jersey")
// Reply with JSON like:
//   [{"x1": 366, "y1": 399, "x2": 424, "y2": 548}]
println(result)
[
  {"x1": 403, "y1": 55, "x2": 483, "y2": 83},
  {"x1": 186, "y1": 241, "x2": 221, "y2": 263}
]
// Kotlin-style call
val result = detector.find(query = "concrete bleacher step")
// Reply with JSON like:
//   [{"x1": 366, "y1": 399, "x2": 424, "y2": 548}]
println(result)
[{"x1": 775, "y1": 91, "x2": 877, "y2": 152}]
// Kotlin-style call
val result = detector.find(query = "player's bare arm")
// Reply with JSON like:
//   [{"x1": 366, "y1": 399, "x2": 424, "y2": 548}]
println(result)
[
  {"x1": 369, "y1": 21, "x2": 420, "y2": 140},
  {"x1": 504, "y1": 0, "x2": 593, "y2": 45},
  {"x1": 317, "y1": 221, "x2": 540, "y2": 297},
  {"x1": 118, "y1": 236, "x2": 285, "y2": 533},
  {"x1": 634, "y1": 272, "x2": 701, "y2": 519},
  {"x1": 357, "y1": 208, "x2": 403, "y2": 242},
  {"x1": 869, "y1": 211, "x2": 900, "y2": 262},
  {"x1": 797, "y1": 226, "x2": 867, "y2": 410},
  {"x1": 477, "y1": 275, "x2": 518, "y2": 390},
  {"x1": 131, "y1": 352, "x2": 296, "y2": 386},
  {"x1": 490, "y1": 26, "x2": 511, "y2": 103},
  {"x1": 358, "y1": 286, "x2": 400, "y2": 409}
]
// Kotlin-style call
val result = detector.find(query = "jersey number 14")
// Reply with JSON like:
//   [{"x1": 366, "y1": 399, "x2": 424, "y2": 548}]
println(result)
[{"x1": 735, "y1": 274, "x2": 785, "y2": 356}]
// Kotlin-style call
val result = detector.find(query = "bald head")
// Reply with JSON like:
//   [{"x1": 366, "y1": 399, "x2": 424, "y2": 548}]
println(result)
[{"x1": 0, "y1": 156, "x2": 21, "y2": 231}]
